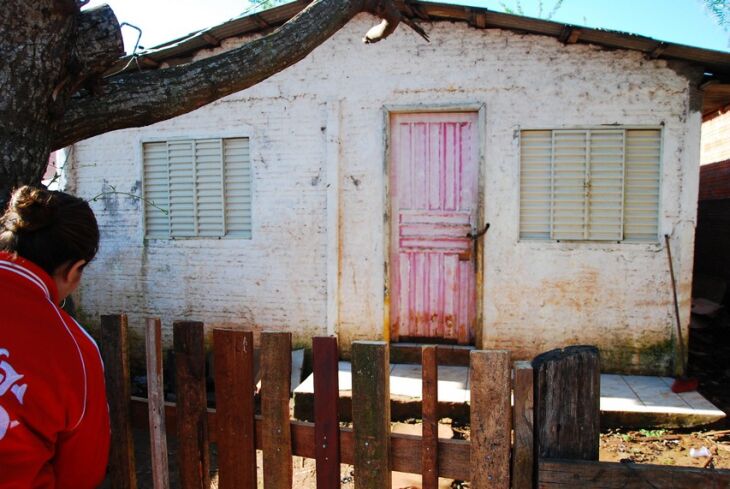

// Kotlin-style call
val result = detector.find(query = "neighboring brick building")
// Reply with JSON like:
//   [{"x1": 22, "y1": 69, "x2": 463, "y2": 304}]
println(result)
[
  {"x1": 701, "y1": 109, "x2": 730, "y2": 166},
  {"x1": 64, "y1": 2, "x2": 730, "y2": 374}
]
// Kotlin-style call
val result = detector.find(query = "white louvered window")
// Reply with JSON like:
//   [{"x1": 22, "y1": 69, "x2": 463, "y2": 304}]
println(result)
[
  {"x1": 520, "y1": 128, "x2": 660, "y2": 242},
  {"x1": 143, "y1": 138, "x2": 252, "y2": 239}
]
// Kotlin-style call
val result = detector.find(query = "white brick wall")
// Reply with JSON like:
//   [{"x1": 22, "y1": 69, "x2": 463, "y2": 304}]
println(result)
[{"x1": 69, "y1": 14, "x2": 701, "y2": 374}]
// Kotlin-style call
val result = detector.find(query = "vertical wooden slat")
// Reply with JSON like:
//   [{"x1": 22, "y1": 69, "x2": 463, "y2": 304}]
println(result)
[
  {"x1": 261, "y1": 332, "x2": 293, "y2": 489},
  {"x1": 145, "y1": 318, "x2": 170, "y2": 489},
  {"x1": 100, "y1": 314, "x2": 137, "y2": 489},
  {"x1": 213, "y1": 329, "x2": 256, "y2": 489},
  {"x1": 313, "y1": 336, "x2": 341, "y2": 489},
  {"x1": 470, "y1": 350, "x2": 511, "y2": 489},
  {"x1": 421, "y1": 346, "x2": 439, "y2": 489},
  {"x1": 352, "y1": 341, "x2": 391, "y2": 489},
  {"x1": 532, "y1": 346, "x2": 600, "y2": 461},
  {"x1": 512, "y1": 361, "x2": 534, "y2": 489},
  {"x1": 174, "y1": 321, "x2": 210, "y2": 489}
]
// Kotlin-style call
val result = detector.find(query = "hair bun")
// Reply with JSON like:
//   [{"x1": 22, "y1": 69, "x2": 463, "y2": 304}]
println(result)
[{"x1": 2, "y1": 186, "x2": 56, "y2": 233}]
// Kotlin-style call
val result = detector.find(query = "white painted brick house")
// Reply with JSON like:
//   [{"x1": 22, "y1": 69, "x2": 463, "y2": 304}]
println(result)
[{"x1": 64, "y1": 2, "x2": 730, "y2": 374}]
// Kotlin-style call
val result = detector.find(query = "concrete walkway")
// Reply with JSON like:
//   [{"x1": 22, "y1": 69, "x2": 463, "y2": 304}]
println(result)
[{"x1": 293, "y1": 362, "x2": 725, "y2": 428}]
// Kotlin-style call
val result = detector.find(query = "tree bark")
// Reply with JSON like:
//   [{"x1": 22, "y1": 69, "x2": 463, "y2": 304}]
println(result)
[
  {"x1": 0, "y1": 0, "x2": 415, "y2": 208},
  {"x1": 0, "y1": 2, "x2": 122, "y2": 208}
]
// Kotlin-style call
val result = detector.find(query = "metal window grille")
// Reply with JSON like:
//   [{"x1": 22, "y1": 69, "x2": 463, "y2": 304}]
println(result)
[
  {"x1": 143, "y1": 137, "x2": 252, "y2": 239},
  {"x1": 519, "y1": 128, "x2": 660, "y2": 241}
]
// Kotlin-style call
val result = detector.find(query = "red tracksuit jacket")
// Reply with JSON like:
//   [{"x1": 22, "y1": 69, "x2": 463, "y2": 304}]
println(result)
[{"x1": 0, "y1": 252, "x2": 110, "y2": 488}]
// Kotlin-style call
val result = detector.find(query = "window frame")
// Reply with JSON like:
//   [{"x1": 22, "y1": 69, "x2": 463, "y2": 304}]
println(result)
[
  {"x1": 517, "y1": 125, "x2": 664, "y2": 244},
  {"x1": 139, "y1": 133, "x2": 254, "y2": 240}
]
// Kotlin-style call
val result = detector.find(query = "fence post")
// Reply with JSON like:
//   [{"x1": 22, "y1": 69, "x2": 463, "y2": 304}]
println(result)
[
  {"x1": 261, "y1": 332, "x2": 293, "y2": 489},
  {"x1": 174, "y1": 321, "x2": 210, "y2": 489},
  {"x1": 470, "y1": 350, "x2": 511, "y2": 489},
  {"x1": 213, "y1": 329, "x2": 257, "y2": 489},
  {"x1": 145, "y1": 318, "x2": 170, "y2": 489},
  {"x1": 532, "y1": 345, "x2": 600, "y2": 461},
  {"x1": 313, "y1": 336, "x2": 341, "y2": 489},
  {"x1": 352, "y1": 341, "x2": 391, "y2": 489},
  {"x1": 100, "y1": 314, "x2": 137, "y2": 489},
  {"x1": 512, "y1": 361, "x2": 534, "y2": 489},
  {"x1": 421, "y1": 345, "x2": 439, "y2": 489}
]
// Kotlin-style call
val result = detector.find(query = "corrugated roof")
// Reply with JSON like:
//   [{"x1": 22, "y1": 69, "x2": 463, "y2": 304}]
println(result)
[{"x1": 108, "y1": 0, "x2": 730, "y2": 114}]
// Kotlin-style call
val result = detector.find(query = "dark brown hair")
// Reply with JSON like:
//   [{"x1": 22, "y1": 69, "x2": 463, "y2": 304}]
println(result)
[{"x1": 0, "y1": 186, "x2": 99, "y2": 276}]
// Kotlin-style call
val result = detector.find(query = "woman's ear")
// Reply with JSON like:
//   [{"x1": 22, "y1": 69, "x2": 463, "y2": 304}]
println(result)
[{"x1": 65, "y1": 259, "x2": 87, "y2": 287}]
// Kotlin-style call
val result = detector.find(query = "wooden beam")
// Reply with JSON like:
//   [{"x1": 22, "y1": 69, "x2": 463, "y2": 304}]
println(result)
[
  {"x1": 101, "y1": 314, "x2": 138, "y2": 489},
  {"x1": 352, "y1": 341, "x2": 391, "y2": 489},
  {"x1": 470, "y1": 350, "x2": 511, "y2": 489},
  {"x1": 145, "y1": 318, "x2": 170, "y2": 489},
  {"x1": 213, "y1": 329, "x2": 256, "y2": 489},
  {"x1": 559, "y1": 26, "x2": 581, "y2": 44},
  {"x1": 539, "y1": 458, "x2": 730, "y2": 487},
  {"x1": 422, "y1": 346, "x2": 439, "y2": 489},
  {"x1": 471, "y1": 12, "x2": 487, "y2": 29},
  {"x1": 512, "y1": 361, "x2": 534, "y2": 489},
  {"x1": 201, "y1": 33, "x2": 221, "y2": 47},
  {"x1": 128, "y1": 397, "x2": 472, "y2": 479},
  {"x1": 139, "y1": 57, "x2": 160, "y2": 69},
  {"x1": 251, "y1": 14, "x2": 271, "y2": 29},
  {"x1": 648, "y1": 41, "x2": 668, "y2": 59},
  {"x1": 174, "y1": 321, "x2": 210, "y2": 489},
  {"x1": 533, "y1": 346, "x2": 600, "y2": 461},
  {"x1": 261, "y1": 332, "x2": 293, "y2": 489}
]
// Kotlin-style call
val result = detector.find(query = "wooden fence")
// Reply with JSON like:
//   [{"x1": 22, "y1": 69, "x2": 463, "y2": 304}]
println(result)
[
  {"x1": 100, "y1": 314, "x2": 730, "y2": 489},
  {"x1": 99, "y1": 314, "x2": 533, "y2": 489}
]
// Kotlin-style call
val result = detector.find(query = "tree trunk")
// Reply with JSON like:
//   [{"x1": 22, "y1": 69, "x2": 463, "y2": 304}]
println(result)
[
  {"x1": 0, "y1": 2, "x2": 122, "y2": 209},
  {"x1": 0, "y1": 0, "x2": 418, "y2": 208}
]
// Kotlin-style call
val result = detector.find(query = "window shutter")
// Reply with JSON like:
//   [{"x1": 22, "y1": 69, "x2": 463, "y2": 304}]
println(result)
[
  {"x1": 624, "y1": 130, "x2": 661, "y2": 241},
  {"x1": 143, "y1": 142, "x2": 170, "y2": 238},
  {"x1": 519, "y1": 131, "x2": 552, "y2": 239},
  {"x1": 194, "y1": 139, "x2": 225, "y2": 237},
  {"x1": 223, "y1": 138, "x2": 252, "y2": 238},
  {"x1": 551, "y1": 130, "x2": 588, "y2": 240},
  {"x1": 587, "y1": 130, "x2": 624, "y2": 241},
  {"x1": 167, "y1": 140, "x2": 195, "y2": 238}
]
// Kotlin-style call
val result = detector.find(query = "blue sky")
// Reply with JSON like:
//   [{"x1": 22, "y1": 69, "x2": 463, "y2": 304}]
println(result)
[{"x1": 85, "y1": 0, "x2": 729, "y2": 54}]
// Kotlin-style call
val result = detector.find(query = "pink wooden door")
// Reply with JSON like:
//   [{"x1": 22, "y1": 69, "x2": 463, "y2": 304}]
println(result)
[{"x1": 390, "y1": 112, "x2": 479, "y2": 344}]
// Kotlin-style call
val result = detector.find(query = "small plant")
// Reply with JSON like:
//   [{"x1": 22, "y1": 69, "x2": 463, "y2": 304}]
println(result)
[{"x1": 639, "y1": 429, "x2": 667, "y2": 438}]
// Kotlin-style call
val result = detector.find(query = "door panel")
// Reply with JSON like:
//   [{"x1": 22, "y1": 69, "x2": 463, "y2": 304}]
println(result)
[{"x1": 390, "y1": 112, "x2": 479, "y2": 344}]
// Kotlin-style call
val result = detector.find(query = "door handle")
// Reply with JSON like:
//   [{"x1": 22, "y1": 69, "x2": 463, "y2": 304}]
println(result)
[
  {"x1": 465, "y1": 222, "x2": 489, "y2": 270},
  {"x1": 467, "y1": 222, "x2": 490, "y2": 240}
]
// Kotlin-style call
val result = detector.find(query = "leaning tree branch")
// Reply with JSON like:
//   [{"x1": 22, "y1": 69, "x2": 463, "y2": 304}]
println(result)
[{"x1": 53, "y1": 0, "x2": 425, "y2": 149}]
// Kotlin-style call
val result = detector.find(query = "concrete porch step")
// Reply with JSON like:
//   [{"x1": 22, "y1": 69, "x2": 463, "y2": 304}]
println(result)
[{"x1": 293, "y1": 362, "x2": 726, "y2": 429}]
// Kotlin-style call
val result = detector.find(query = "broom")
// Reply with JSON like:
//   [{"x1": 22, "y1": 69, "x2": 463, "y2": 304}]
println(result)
[{"x1": 664, "y1": 234, "x2": 699, "y2": 393}]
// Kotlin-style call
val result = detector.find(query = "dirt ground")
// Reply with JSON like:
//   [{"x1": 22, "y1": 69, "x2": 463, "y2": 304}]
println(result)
[{"x1": 597, "y1": 308, "x2": 730, "y2": 471}]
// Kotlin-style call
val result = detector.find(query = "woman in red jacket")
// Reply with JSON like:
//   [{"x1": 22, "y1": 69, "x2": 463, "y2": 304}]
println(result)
[{"x1": 0, "y1": 186, "x2": 110, "y2": 488}]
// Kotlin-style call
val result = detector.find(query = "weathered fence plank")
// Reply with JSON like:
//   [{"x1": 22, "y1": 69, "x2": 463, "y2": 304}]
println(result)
[
  {"x1": 129, "y1": 397, "x2": 472, "y2": 478},
  {"x1": 145, "y1": 318, "x2": 170, "y2": 489},
  {"x1": 470, "y1": 350, "x2": 511, "y2": 489},
  {"x1": 261, "y1": 332, "x2": 293, "y2": 489},
  {"x1": 213, "y1": 329, "x2": 256, "y2": 489},
  {"x1": 422, "y1": 345, "x2": 439, "y2": 489},
  {"x1": 100, "y1": 314, "x2": 137, "y2": 489},
  {"x1": 539, "y1": 458, "x2": 730, "y2": 488},
  {"x1": 512, "y1": 361, "x2": 534, "y2": 489},
  {"x1": 174, "y1": 321, "x2": 210, "y2": 489},
  {"x1": 313, "y1": 336, "x2": 341, "y2": 489},
  {"x1": 352, "y1": 341, "x2": 391, "y2": 489},
  {"x1": 533, "y1": 346, "x2": 600, "y2": 461}
]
